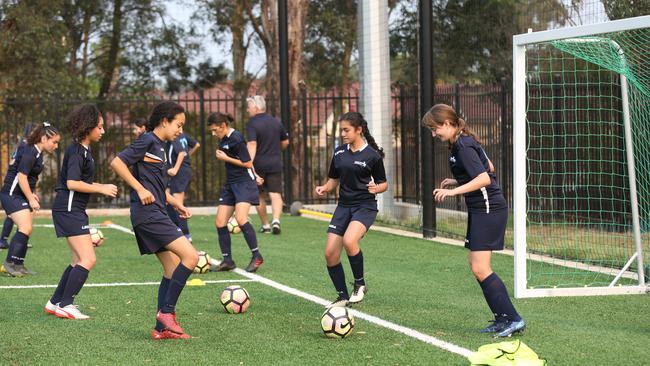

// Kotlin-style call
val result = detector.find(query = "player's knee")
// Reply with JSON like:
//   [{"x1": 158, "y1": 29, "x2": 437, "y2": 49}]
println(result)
[
  {"x1": 19, "y1": 224, "x2": 33, "y2": 236},
  {"x1": 470, "y1": 263, "x2": 490, "y2": 280},
  {"x1": 324, "y1": 249, "x2": 338, "y2": 264}
]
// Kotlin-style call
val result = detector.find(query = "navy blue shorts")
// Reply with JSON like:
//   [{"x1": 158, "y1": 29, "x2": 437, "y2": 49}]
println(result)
[
  {"x1": 257, "y1": 171, "x2": 283, "y2": 194},
  {"x1": 327, "y1": 204, "x2": 378, "y2": 236},
  {"x1": 133, "y1": 213, "x2": 184, "y2": 255},
  {"x1": 218, "y1": 181, "x2": 259, "y2": 206},
  {"x1": 52, "y1": 211, "x2": 90, "y2": 238},
  {"x1": 169, "y1": 167, "x2": 192, "y2": 194},
  {"x1": 0, "y1": 193, "x2": 30, "y2": 215},
  {"x1": 465, "y1": 208, "x2": 507, "y2": 251}
]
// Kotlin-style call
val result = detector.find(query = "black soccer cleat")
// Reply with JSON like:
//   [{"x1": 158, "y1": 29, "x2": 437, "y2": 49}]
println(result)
[
  {"x1": 245, "y1": 255, "x2": 263, "y2": 273},
  {"x1": 210, "y1": 260, "x2": 236, "y2": 272},
  {"x1": 271, "y1": 221, "x2": 281, "y2": 235}
]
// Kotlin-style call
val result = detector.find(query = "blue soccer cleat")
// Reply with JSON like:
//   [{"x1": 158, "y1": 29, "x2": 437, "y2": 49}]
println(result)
[{"x1": 495, "y1": 319, "x2": 526, "y2": 338}]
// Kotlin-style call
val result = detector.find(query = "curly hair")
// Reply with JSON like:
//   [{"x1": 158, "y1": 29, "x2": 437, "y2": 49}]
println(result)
[
  {"x1": 66, "y1": 104, "x2": 101, "y2": 142},
  {"x1": 148, "y1": 101, "x2": 185, "y2": 131}
]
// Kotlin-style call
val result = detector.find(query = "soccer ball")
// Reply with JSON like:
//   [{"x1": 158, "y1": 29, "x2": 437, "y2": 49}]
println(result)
[
  {"x1": 220, "y1": 285, "x2": 250, "y2": 314},
  {"x1": 227, "y1": 217, "x2": 241, "y2": 234},
  {"x1": 194, "y1": 251, "x2": 212, "y2": 274},
  {"x1": 89, "y1": 227, "x2": 104, "y2": 246},
  {"x1": 321, "y1": 306, "x2": 355, "y2": 339}
]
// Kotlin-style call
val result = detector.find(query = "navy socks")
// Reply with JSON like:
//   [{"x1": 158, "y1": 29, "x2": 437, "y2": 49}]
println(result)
[
  {"x1": 347, "y1": 251, "x2": 365, "y2": 286},
  {"x1": 59, "y1": 265, "x2": 90, "y2": 308},
  {"x1": 327, "y1": 263, "x2": 349, "y2": 299},
  {"x1": 50, "y1": 265, "x2": 74, "y2": 304},
  {"x1": 161, "y1": 264, "x2": 193, "y2": 314},
  {"x1": 0, "y1": 217, "x2": 13, "y2": 242},
  {"x1": 479, "y1": 272, "x2": 521, "y2": 322},
  {"x1": 6, "y1": 231, "x2": 29, "y2": 264},
  {"x1": 156, "y1": 277, "x2": 171, "y2": 331},
  {"x1": 240, "y1": 222, "x2": 261, "y2": 257},
  {"x1": 217, "y1": 226, "x2": 232, "y2": 262}
]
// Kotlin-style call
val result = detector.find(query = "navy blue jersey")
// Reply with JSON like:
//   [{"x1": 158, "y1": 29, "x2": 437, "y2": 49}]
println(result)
[
  {"x1": 9, "y1": 140, "x2": 27, "y2": 165},
  {"x1": 117, "y1": 132, "x2": 169, "y2": 226},
  {"x1": 327, "y1": 144, "x2": 387, "y2": 207},
  {"x1": 246, "y1": 113, "x2": 288, "y2": 173},
  {"x1": 219, "y1": 129, "x2": 255, "y2": 184},
  {"x1": 52, "y1": 142, "x2": 95, "y2": 211},
  {"x1": 167, "y1": 133, "x2": 198, "y2": 169},
  {"x1": 1, "y1": 145, "x2": 44, "y2": 197},
  {"x1": 449, "y1": 135, "x2": 507, "y2": 213}
]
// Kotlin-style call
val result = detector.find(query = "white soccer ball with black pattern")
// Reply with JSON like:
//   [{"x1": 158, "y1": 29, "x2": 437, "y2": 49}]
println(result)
[
  {"x1": 227, "y1": 216, "x2": 241, "y2": 234},
  {"x1": 220, "y1": 285, "x2": 250, "y2": 314},
  {"x1": 321, "y1": 306, "x2": 355, "y2": 339},
  {"x1": 194, "y1": 251, "x2": 212, "y2": 274},
  {"x1": 89, "y1": 227, "x2": 104, "y2": 246}
]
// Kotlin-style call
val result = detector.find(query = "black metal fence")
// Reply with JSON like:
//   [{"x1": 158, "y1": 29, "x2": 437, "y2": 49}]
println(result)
[{"x1": 0, "y1": 84, "x2": 513, "y2": 227}]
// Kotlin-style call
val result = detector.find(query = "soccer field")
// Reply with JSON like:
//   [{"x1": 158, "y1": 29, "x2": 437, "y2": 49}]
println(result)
[{"x1": 1, "y1": 215, "x2": 648, "y2": 365}]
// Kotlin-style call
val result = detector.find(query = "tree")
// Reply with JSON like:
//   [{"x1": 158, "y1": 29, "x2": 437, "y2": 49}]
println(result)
[{"x1": 602, "y1": 0, "x2": 650, "y2": 20}]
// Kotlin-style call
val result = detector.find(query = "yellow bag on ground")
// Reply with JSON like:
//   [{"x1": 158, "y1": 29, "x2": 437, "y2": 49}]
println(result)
[{"x1": 468, "y1": 340, "x2": 547, "y2": 366}]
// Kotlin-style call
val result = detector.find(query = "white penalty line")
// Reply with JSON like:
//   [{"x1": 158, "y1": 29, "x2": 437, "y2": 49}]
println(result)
[
  {"x1": 0, "y1": 279, "x2": 255, "y2": 290},
  {"x1": 34, "y1": 222, "x2": 473, "y2": 358}
]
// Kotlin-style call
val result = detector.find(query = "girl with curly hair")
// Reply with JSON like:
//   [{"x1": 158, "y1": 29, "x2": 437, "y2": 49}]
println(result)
[{"x1": 46, "y1": 104, "x2": 118, "y2": 319}]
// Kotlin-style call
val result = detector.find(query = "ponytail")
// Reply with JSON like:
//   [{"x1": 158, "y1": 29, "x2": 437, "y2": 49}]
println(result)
[
  {"x1": 338, "y1": 112, "x2": 384, "y2": 158},
  {"x1": 26, "y1": 121, "x2": 59, "y2": 145},
  {"x1": 421, "y1": 104, "x2": 483, "y2": 146}
]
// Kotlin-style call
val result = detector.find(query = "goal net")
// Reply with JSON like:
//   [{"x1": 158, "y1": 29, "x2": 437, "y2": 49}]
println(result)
[{"x1": 512, "y1": 15, "x2": 650, "y2": 297}]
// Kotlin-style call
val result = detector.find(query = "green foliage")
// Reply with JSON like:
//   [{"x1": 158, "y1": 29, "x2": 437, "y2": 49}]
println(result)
[{"x1": 603, "y1": 0, "x2": 650, "y2": 20}]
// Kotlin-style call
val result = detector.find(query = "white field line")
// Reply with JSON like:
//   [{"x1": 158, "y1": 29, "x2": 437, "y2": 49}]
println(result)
[
  {"x1": 98, "y1": 223, "x2": 473, "y2": 358},
  {"x1": 0, "y1": 279, "x2": 254, "y2": 290}
]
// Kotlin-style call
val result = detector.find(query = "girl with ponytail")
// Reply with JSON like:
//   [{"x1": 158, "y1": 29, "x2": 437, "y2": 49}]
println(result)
[
  {"x1": 315, "y1": 111, "x2": 388, "y2": 307},
  {"x1": 1, "y1": 122, "x2": 60, "y2": 276},
  {"x1": 422, "y1": 103, "x2": 525, "y2": 338}
]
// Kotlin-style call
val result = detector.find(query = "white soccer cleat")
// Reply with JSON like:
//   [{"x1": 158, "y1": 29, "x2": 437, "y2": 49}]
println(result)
[
  {"x1": 348, "y1": 284, "x2": 367, "y2": 304},
  {"x1": 55, "y1": 304, "x2": 90, "y2": 320},
  {"x1": 44, "y1": 300, "x2": 58, "y2": 315}
]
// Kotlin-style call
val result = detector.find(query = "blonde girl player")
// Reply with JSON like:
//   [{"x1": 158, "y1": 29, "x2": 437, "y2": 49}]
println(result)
[
  {"x1": 46, "y1": 104, "x2": 118, "y2": 319},
  {"x1": 422, "y1": 103, "x2": 525, "y2": 338},
  {"x1": 315, "y1": 112, "x2": 388, "y2": 307},
  {"x1": 111, "y1": 101, "x2": 198, "y2": 340},
  {"x1": 0, "y1": 122, "x2": 60, "y2": 276}
]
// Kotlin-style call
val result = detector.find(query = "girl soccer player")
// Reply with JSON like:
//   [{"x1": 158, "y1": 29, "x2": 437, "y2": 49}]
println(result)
[
  {"x1": 0, "y1": 124, "x2": 33, "y2": 250},
  {"x1": 315, "y1": 112, "x2": 388, "y2": 307},
  {"x1": 0, "y1": 122, "x2": 60, "y2": 276},
  {"x1": 165, "y1": 132, "x2": 200, "y2": 241},
  {"x1": 111, "y1": 101, "x2": 198, "y2": 340},
  {"x1": 46, "y1": 104, "x2": 118, "y2": 319},
  {"x1": 422, "y1": 103, "x2": 525, "y2": 338},
  {"x1": 207, "y1": 112, "x2": 263, "y2": 273}
]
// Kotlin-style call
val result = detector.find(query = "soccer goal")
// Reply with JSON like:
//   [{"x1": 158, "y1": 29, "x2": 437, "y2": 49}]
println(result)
[{"x1": 512, "y1": 15, "x2": 650, "y2": 298}]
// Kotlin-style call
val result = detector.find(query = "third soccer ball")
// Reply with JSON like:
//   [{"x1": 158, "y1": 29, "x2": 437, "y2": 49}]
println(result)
[
  {"x1": 89, "y1": 227, "x2": 104, "y2": 246},
  {"x1": 321, "y1": 306, "x2": 355, "y2": 339},
  {"x1": 220, "y1": 285, "x2": 250, "y2": 313},
  {"x1": 227, "y1": 217, "x2": 241, "y2": 234}
]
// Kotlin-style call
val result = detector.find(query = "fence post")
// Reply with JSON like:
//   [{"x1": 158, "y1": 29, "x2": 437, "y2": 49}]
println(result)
[
  {"x1": 301, "y1": 84, "x2": 308, "y2": 201},
  {"x1": 199, "y1": 89, "x2": 207, "y2": 204},
  {"x1": 419, "y1": 0, "x2": 435, "y2": 238},
  {"x1": 500, "y1": 78, "x2": 509, "y2": 204}
]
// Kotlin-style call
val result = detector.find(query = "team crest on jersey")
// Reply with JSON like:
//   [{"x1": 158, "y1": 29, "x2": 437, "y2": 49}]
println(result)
[
  {"x1": 354, "y1": 161, "x2": 367, "y2": 167},
  {"x1": 449, "y1": 156, "x2": 456, "y2": 163},
  {"x1": 222, "y1": 144, "x2": 230, "y2": 150}
]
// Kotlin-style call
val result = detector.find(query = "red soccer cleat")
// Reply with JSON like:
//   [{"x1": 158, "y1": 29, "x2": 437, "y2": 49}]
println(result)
[
  {"x1": 151, "y1": 328, "x2": 191, "y2": 340},
  {"x1": 156, "y1": 311, "x2": 184, "y2": 334}
]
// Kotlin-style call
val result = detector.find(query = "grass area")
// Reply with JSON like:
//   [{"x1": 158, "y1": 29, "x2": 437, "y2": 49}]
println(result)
[{"x1": 1, "y1": 214, "x2": 649, "y2": 365}]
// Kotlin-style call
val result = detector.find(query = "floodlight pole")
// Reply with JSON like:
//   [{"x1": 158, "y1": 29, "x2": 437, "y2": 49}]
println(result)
[
  {"x1": 279, "y1": 0, "x2": 292, "y2": 206},
  {"x1": 419, "y1": 0, "x2": 435, "y2": 238}
]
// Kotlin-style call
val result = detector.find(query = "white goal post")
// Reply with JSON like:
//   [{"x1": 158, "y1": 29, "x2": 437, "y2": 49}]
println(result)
[{"x1": 512, "y1": 15, "x2": 650, "y2": 298}]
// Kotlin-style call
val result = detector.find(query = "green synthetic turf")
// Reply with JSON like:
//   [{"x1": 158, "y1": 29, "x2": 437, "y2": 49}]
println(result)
[{"x1": 0, "y1": 215, "x2": 648, "y2": 365}]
